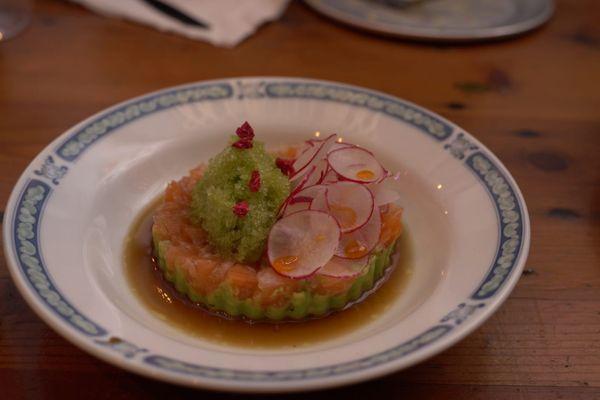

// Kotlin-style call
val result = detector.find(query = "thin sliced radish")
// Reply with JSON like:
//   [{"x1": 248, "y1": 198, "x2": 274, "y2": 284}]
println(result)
[
  {"x1": 278, "y1": 165, "x2": 317, "y2": 215},
  {"x1": 336, "y1": 209, "x2": 381, "y2": 259},
  {"x1": 321, "y1": 168, "x2": 339, "y2": 184},
  {"x1": 291, "y1": 145, "x2": 318, "y2": 179},
  {"x1": 328, "y1": 142, "x2": 353, "y2": 153},
  {"x1": 318, "y1": 255, "x2": 370, "y2": 278},
  {"x1": 378, "y1": 168, "x2": 392, "y2": 183},
  {"x1": 307, "y1": 138, "x2": 323, "y2": 145},
  {"x1": 294, "y1": 141, "x2": 314, "y2": 160},
  {"x1": 283, "y1": 185, "x2": 326, "y2": 216},
  {"x1": 291, "y1": 164, "x2": 317, "y2": 191},
  {"x1": 268, "y1": 210, "x2": 340, "y2": 279},
  {"x1": 291, "y1": 134, "x2": 337, "y2": 182},
  {"x1": 296, "y1": 184, "x2": 326, "y2": 201},
  {"x1": 310, "y1": 186, "x2": 329, "y2": 212},
  {"x1": 327, "y1": 146, "x2": 384, "y2": 183},
  {"x1": 369, "y1": 176, "x2": 400, "y2": 206},
  {"x1": 326, "y1": 181, "x2": 374, "y2": 233},
  {"x1": 282, "y1": 197, "x2": 311, "y2": 216},
  {"x1": 290, "y1": 163, "x2": 317, "y2": 191},
  {"x1": 303, "y1": 159, "x2": 328, "y2": 187},
  {"x1": 298, "y1": 139, "x2": 315, "y2": 152}
]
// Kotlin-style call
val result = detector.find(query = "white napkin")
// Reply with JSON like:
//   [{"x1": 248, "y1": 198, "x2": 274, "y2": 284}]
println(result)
[{"x1": 72, "y1": 0, "x2": 290, "y2": 47}]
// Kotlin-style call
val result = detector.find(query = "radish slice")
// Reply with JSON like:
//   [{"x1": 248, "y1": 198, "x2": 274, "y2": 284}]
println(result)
[
  {"x1": 297, "y1": 140, "x2": 314, "y2": 154},
  {"x1": 328, "y1": 142, "x2": 353, "y2": 153},
  {"x1": 336, "y1": 209, "x2": 381, "y2": 259},
  {"x1": 291, "y1": 145, "x2": 319, "y2": 179},
  {"x1": 310, "y1": 186, "x2": 329, "y2": 212},
  {"x1": 318, "y1": 255, "x2": 370, "y2": 278},
  {"x1": 278, "y1": 165, "x2": 317, "y2": 215},
  {"x1": 290, "y1": 163, "x2": 318, "y2": 191},
  {"x1": 282, "y1": 197, "x2": 311, "y2": 216},
  {"x1": 283, "y1": 184, "x2": 326, "y2": 216},
  {"x1": 296, "y1": 184, "x2": 326, "y2": 201},
  {"x1": 303, "y1": 159, "x2": 328, "y2": 187},
  {"x1": 321, "y1": 168, "x2": 339, "y2": 184},
  {"x1": 268, "y1": 210, "x2": 340, "y2": 279},
  {"x1": 326, "y1": 181, "x2": 374, "y2": 233},
  {"x1": 291, "y1": 134, "x2": 337, "y2": 182},
  {"x1": 372, "y1": 186, "x2": 399, "y2": 206},
  {"x1": 327, "y1": 146, "x2": 384, "y2": 183},
  {"x1": 378, "y1": 168, "x2": 393, "y2": 183},
  {"x1": 307, "y1": 138, "x2": 323, "y2": 145},
  {"x1": 369, "y1": 176, "x2": 400, "y2": 206}
]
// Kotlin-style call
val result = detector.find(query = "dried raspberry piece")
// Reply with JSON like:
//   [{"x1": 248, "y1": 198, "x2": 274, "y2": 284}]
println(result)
[
  {"x1": 249, "y1": 170, "x2": 261, "y2": 192},
  {"x1": 236, "y1": 121, "x2": 255, "y2": 141},
  {"x1": 231, "y1": 121, "x2": 255, "y2": 149},
  {"x1": 233, "y1": 201, "x2": 249, "y2": 217},
  {"x1": 276, "y1": 157, "x2": 294, "y2": 177}
]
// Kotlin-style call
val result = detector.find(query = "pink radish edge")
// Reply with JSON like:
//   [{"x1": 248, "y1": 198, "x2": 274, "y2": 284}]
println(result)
[
  {"x1": 284, "y1": 184, "x2": 327, "y2": 216},
  {"x1": 278, "y1": 164, "x2": 318, "y2": 215},
  {"x1": 327, "y1": 146, "x2": 384, "y2": 184},
  {"x1": 267, "y1": 209, "x2": 341, "y2": 280},
  {"x1": 290, "y1": 134, "x2": 337, "y2": 181},
  {"x1": 318, "y1": 255, "x2": 371, "y2": 278},
  {"x1": 325, "y1": 181, "x2": 375, "y2": 233},
  {"x1": 335, "y1": 207, "x2": 381, "y2": 259}
]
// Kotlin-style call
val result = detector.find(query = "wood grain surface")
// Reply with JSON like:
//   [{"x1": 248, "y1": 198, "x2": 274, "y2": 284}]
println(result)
[{"x1": 1, "y1": 0, "x2": 599, "y2": 398}]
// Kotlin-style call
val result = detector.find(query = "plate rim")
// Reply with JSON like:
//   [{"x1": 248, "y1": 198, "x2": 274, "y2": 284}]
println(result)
[
  {"x1": 304, "y1": 0, "x2": 554, "y2": 41},
  {"x1": 3, "y1": 76, "x2": 530, "y2": 392}
]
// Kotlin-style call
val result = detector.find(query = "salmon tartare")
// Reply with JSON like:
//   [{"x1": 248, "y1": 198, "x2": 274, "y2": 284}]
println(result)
[{"x1": 151, "y1": 122, "x2": 404, "y2": 321}]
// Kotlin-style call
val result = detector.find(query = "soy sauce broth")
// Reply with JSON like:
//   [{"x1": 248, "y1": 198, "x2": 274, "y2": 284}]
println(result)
[{"x1": 124, "y1": 200, "x2": 413, "y2": 349}]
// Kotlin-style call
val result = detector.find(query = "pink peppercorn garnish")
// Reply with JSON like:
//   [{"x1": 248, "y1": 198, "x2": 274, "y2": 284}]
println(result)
[
  {"x1": 233, "y1": 201, "x2": 249, "y2": 217},
  {"x1": 236, "y1": 121, "x2": 254, "y2": 141},
  {"x1": 249, "y1": 170, "x2": 261, "y2": 192},
  {"x1": 232, "y1": 121, "x2": 255, "y2": 149},
  {"x1": 276, "y1": 157, "x2": 294, "y2": 177}
]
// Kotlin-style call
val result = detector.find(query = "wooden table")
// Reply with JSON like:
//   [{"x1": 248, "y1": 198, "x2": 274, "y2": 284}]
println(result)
[{"x1": 1, "y1": 0, "x2": 599, "y2": 398}]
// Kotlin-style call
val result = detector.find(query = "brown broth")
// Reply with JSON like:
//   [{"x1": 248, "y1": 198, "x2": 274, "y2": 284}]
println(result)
[{"x1": 124, "y1": 200, "x2": 413, "y2": 349}]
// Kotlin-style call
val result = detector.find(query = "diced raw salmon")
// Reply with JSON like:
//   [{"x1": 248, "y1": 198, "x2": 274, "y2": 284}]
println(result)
[
  {"x1": 256, "y1": 268, "x2": 298, "y2": 307},
  {"x1": 315, "y1": 274, "x2": 354, "y2": 296},
  {"x1": 225, "y1": 264, "x2": 259, "y2": 300},
  {"x1": 164, "y1": 180, "x2": 190, "y2": 204},
  {"x1": 380, "y1": 205, "x2": 403, "y2": 247},
  {"x1": 185, "y1": 258, "x2": 220, "y2": 295}
]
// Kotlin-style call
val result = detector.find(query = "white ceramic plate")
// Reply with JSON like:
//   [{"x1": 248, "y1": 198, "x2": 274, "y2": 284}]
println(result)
[
  {"x1": 3, "y1": 77, "x2": 529, "y2": 392},
  {"x1": 305, "y1": 0, "x2": 554, "y2": 42}
]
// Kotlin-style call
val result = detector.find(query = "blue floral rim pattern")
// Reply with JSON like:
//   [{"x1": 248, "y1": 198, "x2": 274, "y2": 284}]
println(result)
[
  {"x1": 9, "y1": 78, "x2": 527, "y2": 382},
  {"x1": 12, "y1": 179, "x2": 106, "y2": 337}
]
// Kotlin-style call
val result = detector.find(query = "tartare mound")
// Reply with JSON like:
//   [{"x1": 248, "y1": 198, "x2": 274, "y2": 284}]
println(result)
[{"x1": 151, "y1": 123, "x2": 404, "y2": 321}]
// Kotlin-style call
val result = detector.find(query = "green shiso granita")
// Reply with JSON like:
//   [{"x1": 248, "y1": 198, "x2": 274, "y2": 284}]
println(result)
[{"x1": 191, "y1": 122, "x2": 291, "y2": 263}]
